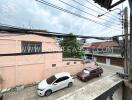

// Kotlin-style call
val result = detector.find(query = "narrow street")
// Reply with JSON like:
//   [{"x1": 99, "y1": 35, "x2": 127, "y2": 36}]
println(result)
[
  {"x1": 3, "y1": 64, "x2": 123, "y2": 100},
  {"x1": 0, "y1": 0, "x2": 131, "y2": 100}
]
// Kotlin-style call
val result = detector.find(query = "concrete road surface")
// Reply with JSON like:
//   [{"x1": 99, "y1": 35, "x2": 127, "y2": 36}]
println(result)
[{"x1": 3, "y1": 64, "x2": 123, "y2": 100}]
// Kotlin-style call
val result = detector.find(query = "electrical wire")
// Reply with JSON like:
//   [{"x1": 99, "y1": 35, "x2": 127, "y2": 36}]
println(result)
[
  {"x1": 0, "y1": 23, "x2": 26, "y2": 30},
  {"x1": 71, "y1": 0, "x2": 104, "y2": 14},
  {"x1": 0, "y1": 22, "x2": 112, "y2": 40},
  {"x1": 59, "y1": 0, "x2": 121, "y2": 27},
  {"x1": 85, "y1": 0, "x2": 108, "y2": 12},
  {"x1": 72, "y1": 0, "x2": 120, "y2": 21},
  {"x1": 35, "y1": 0, "x2": 121, "y2": 31},
  {"x1": 71, "y1": 0, "x2": 125, "y2": 26},
  {"x1": 84, "y1": 0, "x2": 121, "y2": 20}
]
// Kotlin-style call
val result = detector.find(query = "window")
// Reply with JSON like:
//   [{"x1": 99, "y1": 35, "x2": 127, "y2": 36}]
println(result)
[
  {"x1": 52, "y1": 64, "x2": 56, "y2": 67},
  {"x1": 83, "y1": 70, "x2": 90, "y2": 74},
  {"x1": 91, "y1": 70, "x2": 96, "y2": 74},
  {"x1": 55, "y1": 78, "x2": 62, "y2": 83},
  {"x1": 61, "y1": 76, "x2": 69, "y2": 81},
  {"x1": 21, "y1": 41, "x2": 42, "y2": 53},
  {"x1": 55, "y1": 76, "x2": 69, "y2": 83},
  {"x1": 46, "y1": 75, "x2": 57, "y2": 84}
]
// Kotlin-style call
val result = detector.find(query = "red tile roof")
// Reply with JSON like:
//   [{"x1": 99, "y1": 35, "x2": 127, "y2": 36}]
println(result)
[
  {"x1": 82, "y1": 41, "x2": 119, "y2": 49},
  {"x1": 97, "y1": 41, "x2": 119, "y2": 48},
  {"x1": 82, "y1": 43, "x2": 91, "y2": 48}
]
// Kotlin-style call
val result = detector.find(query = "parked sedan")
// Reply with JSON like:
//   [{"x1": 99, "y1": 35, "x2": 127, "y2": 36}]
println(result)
[
  {"x1": 77, "y1": 66, "x2": 103, "y2": 82},
  {"x1": 37, "y1": 72, "x2": 74, "y2": 96}
]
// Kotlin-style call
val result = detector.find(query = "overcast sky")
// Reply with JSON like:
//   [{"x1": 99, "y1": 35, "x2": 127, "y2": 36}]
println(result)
[{"x1": 0, "y1": 0, "x2": 129, "y2": 42}]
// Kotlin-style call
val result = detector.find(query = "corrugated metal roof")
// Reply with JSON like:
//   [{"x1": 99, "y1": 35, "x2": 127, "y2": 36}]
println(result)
[{"x1": 0, "y1": 32, "x2": 20, "y2": 37}]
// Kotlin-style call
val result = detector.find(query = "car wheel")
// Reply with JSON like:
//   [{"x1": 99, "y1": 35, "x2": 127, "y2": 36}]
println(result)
[
  {"x1": 68, "y1": 82, "x2": 73, "y2": 87},
  {"x1": 45, "y1": 90, "x2": 52, "y2": 96},
  {"x1": 78, "y1": 77, "x2": 81, "y2": 80}
]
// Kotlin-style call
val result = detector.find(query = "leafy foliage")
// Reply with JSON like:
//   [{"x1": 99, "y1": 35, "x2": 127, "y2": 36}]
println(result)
[{"x1": 60, "y1": 33, "x2": 84, "y2": 58}]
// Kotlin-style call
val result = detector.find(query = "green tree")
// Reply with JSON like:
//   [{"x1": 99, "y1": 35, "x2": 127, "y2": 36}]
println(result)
[{"x1": 60, "y1": 33, "x2": 84, "y2": 58}]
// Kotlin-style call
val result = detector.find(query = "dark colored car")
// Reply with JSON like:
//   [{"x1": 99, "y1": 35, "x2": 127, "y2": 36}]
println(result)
[{"x1": 77, "y1": 66, "x2": 103, "y2": 82}]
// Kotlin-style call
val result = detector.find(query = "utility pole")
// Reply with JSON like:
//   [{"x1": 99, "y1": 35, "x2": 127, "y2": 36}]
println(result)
[
  {"x1": 128, "y1": 0, "x2": 132, "y2": 77},
  {"x1": 124, "y1": 7, "x2": 128, "y2": 74}
]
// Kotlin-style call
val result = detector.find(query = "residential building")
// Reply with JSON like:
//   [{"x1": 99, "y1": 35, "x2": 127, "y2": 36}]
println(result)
[
  {"x1": 82, "y1": 41, "x2": 124, "y2": 67},
  {"x1": 92, "y1": 41, "x2": 121, "y2": 54},
  {"x1": 83, "y1": 41, "x2": 121, "y2": 55},
  {"x1": 0, "y1": 30, "x2": 93, "y2": 89}
]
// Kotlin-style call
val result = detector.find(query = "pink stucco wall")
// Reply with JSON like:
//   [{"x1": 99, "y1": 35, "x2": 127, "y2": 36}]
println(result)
[{"x1": 0, "y1": 33, "x2": 94, "y2": 89}]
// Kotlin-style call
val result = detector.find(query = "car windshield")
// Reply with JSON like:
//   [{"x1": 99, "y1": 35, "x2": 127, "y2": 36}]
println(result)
[
  {"x1": 83, "y1": 69, "x2": 90, "y2": 74},
  {"x1": 46, "y1": 75, "x2": 57, "y2": 84}
]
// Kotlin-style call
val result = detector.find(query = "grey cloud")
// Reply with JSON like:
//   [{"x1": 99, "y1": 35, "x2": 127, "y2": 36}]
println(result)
[{"x1": 0, "y1": 0, "x2": 128, "y2": 41}]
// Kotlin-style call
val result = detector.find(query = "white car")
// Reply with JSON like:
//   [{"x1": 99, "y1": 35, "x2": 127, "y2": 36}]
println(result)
[{"x1": 37, "y1": 72, "x2": 74, "y2": 96}]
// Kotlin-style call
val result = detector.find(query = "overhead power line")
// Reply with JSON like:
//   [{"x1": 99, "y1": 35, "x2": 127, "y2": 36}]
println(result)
[
  {"x1": 0, "y1": 23, "x2": 128, "y2": 59},
  {"x1": 84, "y1": 0, "x2": 121, "y2": 20},
  {"x1": 0, "y1": 23, "x2": 112, "y2": 40},
  {"x1": 0, "y1": 22, "x2": 127, "y2": 40},
  {"x1": 71, "y1": 0, "x2": 104, "y2": 14},
  {"x1": 59, "y1": 0, "x2": 121, "y2": 27},
  {"x1": 85, "y1": 0, "x2": 107, "y2": 12},
  {"x1": 35, "y1": 0, "x2": 121, "y2": 31},
  {"x1": 0, "y1": 23, "x2": 129, "y2": 39}
]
